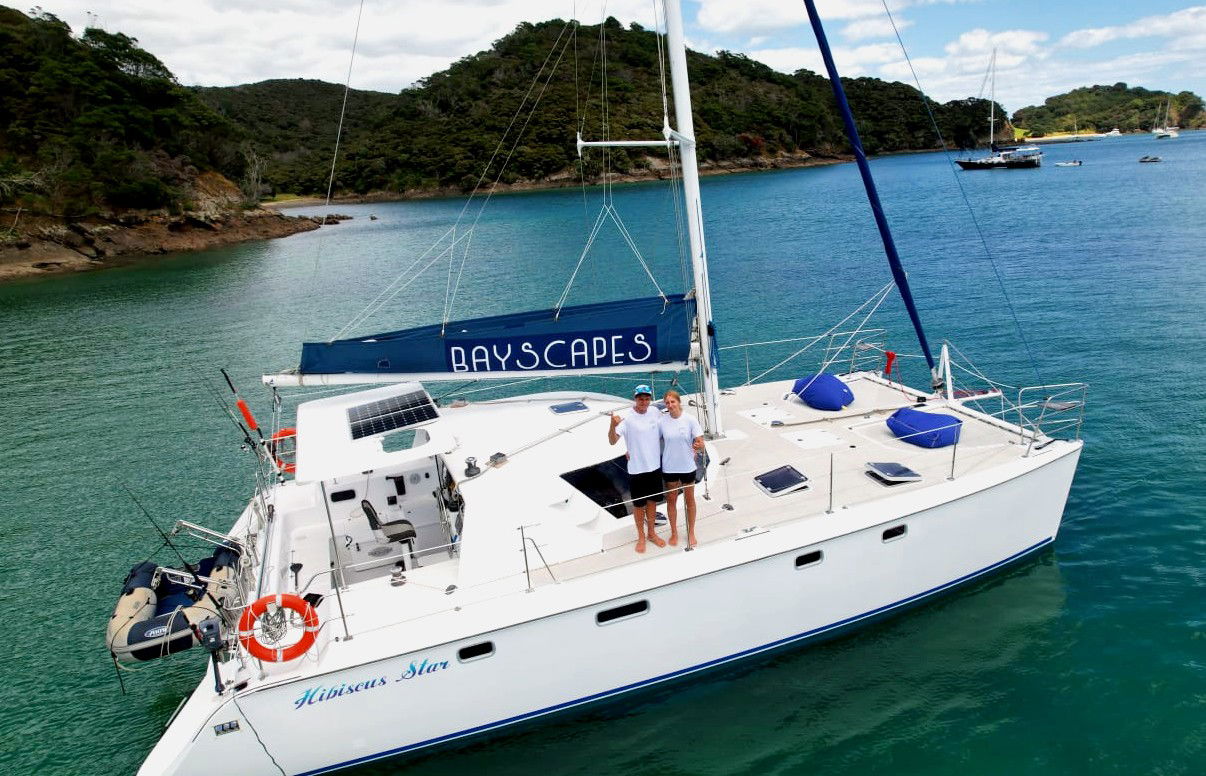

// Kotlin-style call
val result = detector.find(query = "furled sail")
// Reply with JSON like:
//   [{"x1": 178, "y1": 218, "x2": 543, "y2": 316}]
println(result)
[{"x1": 279, "y1": 295, "x2": 695, "y2": 385}]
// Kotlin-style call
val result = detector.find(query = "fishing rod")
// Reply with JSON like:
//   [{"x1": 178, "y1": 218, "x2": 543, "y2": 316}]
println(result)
[
  {"x1": 122, "y1": 482, "x2": 195, "y2": 575},
  {"x1": 220, "y1": 367, "x2": 287, "y2": 476}
]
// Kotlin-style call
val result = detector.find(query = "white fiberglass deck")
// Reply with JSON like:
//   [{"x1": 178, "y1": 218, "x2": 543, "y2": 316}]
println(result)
[{"x1": 272, "y1": 373, "x2": 1046, "y2": 628}]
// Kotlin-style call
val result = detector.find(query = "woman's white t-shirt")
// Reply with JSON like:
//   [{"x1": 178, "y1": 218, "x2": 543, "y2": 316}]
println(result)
[
  {"x1": 616, "y1": 407, "x2": 662, "y2": 474},
  {"x1": 660, "y1": 412, "x2": 703, "y2": 474}
]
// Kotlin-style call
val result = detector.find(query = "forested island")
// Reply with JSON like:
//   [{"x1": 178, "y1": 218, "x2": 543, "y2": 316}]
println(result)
[
  {"x1": 1013, "y1": 84, "x2": 1203, "y2": 136},
  {"x1": 1, "y1": 6, "x2": 1202, "y2": 280}
]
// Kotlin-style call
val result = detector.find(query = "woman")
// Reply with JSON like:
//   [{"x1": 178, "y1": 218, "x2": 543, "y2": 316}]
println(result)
[{"x1": 659, "y1": 390, "x2": 704, "y2": 547}]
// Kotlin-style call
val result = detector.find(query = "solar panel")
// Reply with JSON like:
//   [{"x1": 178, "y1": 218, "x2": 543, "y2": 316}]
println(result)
[{"x1": 348, "y1": 390, "x2": 438, "y2": 440}]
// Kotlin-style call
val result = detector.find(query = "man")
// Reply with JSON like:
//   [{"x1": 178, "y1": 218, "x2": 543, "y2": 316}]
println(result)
[{"x1": 608, "y1": 384, "x2": 665, "y2": 553}]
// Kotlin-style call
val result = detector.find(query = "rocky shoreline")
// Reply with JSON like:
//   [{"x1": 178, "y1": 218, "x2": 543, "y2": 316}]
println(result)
[
  {"x1": 0, "y1": 208, "x2": 327, "y2": 283},
  {"x1": 0, "y1": 171, "x2": 331, "y2": 284},
  {"x1": 267, "y1": 151, "x2": 851, "y2": 209}
]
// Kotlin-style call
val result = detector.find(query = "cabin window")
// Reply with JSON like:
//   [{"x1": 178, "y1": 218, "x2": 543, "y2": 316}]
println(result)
[
  {"x1": 596, "y1": 600, "x2": 649, "y2": 625},
  {"x1": 383, "y1": 429, "x2": 428, "y2": 453},
  {"x1": 330, "y1": 489, "x2": 356, "y2": 503},
  {"x1": 882, "y1": 525, "x2": 907, "y2": 542},
  {"x1": 457, "y1": 641, "x2": 494, "y2": 663},
  {"x1": 795, "y1": 550, "x2": 823, "y2": 568}
]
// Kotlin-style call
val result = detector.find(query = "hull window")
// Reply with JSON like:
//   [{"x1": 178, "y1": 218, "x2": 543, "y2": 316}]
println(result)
[
  {"x1": 457, "y1": 641, "x2": 495, "y2": 663},
  {"x1": 882, "y1": 525, "x2": 907, "y2": 542},
  {"x1": 596, "y1": 600, "x2": 649, "y2": 625},
  {"x1": 330, "y1": 489, "x2": 356, "y2": 503},
  {"x1": 795, "y1": 550, "x2": 823, "y2": 568}
]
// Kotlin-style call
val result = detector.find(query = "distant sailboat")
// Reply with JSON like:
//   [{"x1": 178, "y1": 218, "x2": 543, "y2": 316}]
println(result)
[
  {"x1": 1152, "y1": 98, "x2": 1179, "y2": 139},
  {"x1": 956, "y1": 50, "x2": 1042, "y2": 170}
]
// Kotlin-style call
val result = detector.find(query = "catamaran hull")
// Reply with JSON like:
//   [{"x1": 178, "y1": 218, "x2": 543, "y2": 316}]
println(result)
[{"x1": 141, "y1": 443, "x2": 1080, "y2": 776}]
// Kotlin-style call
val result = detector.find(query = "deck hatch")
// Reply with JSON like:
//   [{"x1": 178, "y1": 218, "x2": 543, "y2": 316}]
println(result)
[
  {"x1": 753, "y1": 465, "x2": 809, "y2": 497},
  {"x1": 865, "y1": 461, "x2": 922, "y2": 486},
  {"x1": 347, "y1": 390, "x2": 438, "y2": 440}
]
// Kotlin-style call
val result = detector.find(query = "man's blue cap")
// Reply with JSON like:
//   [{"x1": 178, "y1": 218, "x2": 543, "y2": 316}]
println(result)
[{"x1": 633, "y1": 384, "x2": 653, "y2": 397}]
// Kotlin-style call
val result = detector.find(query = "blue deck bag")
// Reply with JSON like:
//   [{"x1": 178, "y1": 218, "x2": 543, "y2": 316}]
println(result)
[
  {"x1": 792, "y1": 374, "x2": 854, "y2": 411},
  {"x1": 886, "y1": 406, "x2": 962, "y2": 448}
]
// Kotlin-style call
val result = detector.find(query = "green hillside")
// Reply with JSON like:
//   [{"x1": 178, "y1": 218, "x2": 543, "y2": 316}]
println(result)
[
  {"x1": 197, "y1": 19, "x2": 998, "y2": 197},
  {"x1": 12, "y1": 6, "x2": 1200, "y2": 214},
  {"x1": 1012, "y1": 83, "x2": 1205, "y2": 135},
  {"x1": 0, "y1": 6, "x2": 245, "y2": 214}
]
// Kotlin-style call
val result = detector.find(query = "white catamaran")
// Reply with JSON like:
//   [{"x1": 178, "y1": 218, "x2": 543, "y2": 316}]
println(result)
[{"x1": 110, "y1": 3, "x2": 1084, "y2": 774}]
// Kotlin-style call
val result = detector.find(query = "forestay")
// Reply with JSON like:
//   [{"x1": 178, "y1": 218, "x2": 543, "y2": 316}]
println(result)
[{"x1": 289, "y1": 294, "x2": 694, "y2": 383}]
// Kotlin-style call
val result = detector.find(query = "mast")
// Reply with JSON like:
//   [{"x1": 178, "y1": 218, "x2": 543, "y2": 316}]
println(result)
[
  {"x1": 801, "y1": 0, "x2": 936, "y2": 372},
  {"x1": 664, "y1": 0, "x2": 723, "y2": 436},
  {"x1": 988, "y1": 49, "x2": 996, "y2": 148}
]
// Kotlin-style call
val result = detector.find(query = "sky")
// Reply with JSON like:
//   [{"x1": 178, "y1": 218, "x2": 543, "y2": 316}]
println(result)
[{"x1": 27, "y1": 0, "x2": 1206, "y2": 112}]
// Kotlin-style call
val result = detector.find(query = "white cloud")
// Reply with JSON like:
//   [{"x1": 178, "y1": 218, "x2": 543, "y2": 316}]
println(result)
[
  {"x1": 748, "y1": 42, "x2": 901, "y2": 77},
  {"x1": 33, "y1": 0, "x2": 655, "y2": 91},
  {"x1": 696, "y1": 0, "x2": 883, "y2": 36},
  {"x1": 1060, "y1": 6, "x2": 1206, "y2": 49},
  {"x1": 944, "y1": 28, "x2": 1048, "y2": 58},
  {"x1": 843, "y1": 17, "x2": 913, "y2": 41}
]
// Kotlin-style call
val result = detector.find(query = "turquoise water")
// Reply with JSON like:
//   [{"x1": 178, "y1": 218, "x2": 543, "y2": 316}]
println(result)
[{"x1": 1, "y1": 132, "x2": 1204, "y2": 774}]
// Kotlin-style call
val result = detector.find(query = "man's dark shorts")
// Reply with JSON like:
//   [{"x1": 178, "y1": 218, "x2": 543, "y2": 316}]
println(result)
[{"x1": 629, "y1": 470, "x2": 663, "y2": 507}]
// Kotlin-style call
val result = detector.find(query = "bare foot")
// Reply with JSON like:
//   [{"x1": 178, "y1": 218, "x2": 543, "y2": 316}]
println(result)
[
  {"x1": 636, "y1": 538, "x2": 647, "y2": 553},
  {"x1": 668, "y1": 532, "x2": 679, "y2": 546},
  {"x1": 688, "y1": 533, "x2": 698, "y2": 548},
  {"x1": 648, "y1": 533, "x2": 666, "y2": 548}
]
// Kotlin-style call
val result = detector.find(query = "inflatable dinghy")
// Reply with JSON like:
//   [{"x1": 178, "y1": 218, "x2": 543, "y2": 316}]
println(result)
[{"x1": 106, "y1": 545, "x2": 241, "y2": 663}]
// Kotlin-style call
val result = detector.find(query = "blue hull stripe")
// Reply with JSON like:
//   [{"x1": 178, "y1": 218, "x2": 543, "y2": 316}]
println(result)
[{"x1": 297, "y1": 537, "x2": 1053, "y2": 775}]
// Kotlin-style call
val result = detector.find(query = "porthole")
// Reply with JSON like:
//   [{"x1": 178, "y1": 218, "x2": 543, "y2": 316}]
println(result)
[
  {"x1": 330, "y1": 489, "x2": 356, "y2": 503},
  {"x1": 795, "y1": 550, "x2": 823, "y2": 568},
  {"x1": 882, "y1": 525, "x2": 907, "y2": 542},
  {"x1": 596, "y1": 600, "x2": 649, "y2": 625},
  {"x1": 457, "y1": 641, "x2": 494, "y2": 663}
]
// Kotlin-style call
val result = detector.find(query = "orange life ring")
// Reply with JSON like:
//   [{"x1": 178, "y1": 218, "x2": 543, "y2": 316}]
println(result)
[
  {"x1": 268, "y1": 427, "x2": 297, "y2": 474},
  {"x1": 238, "y1": 593, "x2": 319, "y2": 662}
]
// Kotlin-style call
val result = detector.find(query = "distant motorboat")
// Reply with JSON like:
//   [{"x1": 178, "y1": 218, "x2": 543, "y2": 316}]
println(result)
[
  {"x1": 1104, "y1": 128, "x2": 1121, "y2": 137},
  {"x1": 1054, "y1": 161, "x2": 1082, "y2": 167},
  {"x1": 1139, "y1": 155, "x2": 1162, "y2": 163}
]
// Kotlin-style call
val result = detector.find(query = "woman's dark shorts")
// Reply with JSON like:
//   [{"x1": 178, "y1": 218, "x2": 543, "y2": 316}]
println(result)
[
  {"x1": 629, "y1": 470, "x2": 663, "y2": 507},
  {"x1": 662, "y1": 470, "x2": 696, "y2": 486}
]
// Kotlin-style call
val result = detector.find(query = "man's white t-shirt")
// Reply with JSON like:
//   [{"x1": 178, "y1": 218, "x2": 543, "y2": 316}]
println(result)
[
  {"x1": 660, "y1": 413, "x2": 703, "y2": 474},
  {"x1": 617, "y1": 407, "x2": 662, "y2": 474}
]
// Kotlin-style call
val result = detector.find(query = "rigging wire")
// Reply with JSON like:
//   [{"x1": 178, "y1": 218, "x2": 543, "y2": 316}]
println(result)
[
  {"x1": 556, "y1": 3, "x2": 679, "y2": 312},
  {"x1": 306, "y1": 0, "x2": 366, "y2": 334},
  {"x1": 443, "y1": 20, "x2": 578, "y2": 328},
  {"x1": 744, "y1": 283, "x2": 894, "y2": 385},
  {"x1": 322, "y1": 0, "x2": 366, "y2": 215},
  {"x1": 878, "y1": 0, "x2": 1044, "y2": 388},
  {"x1": 326, "y1": 18, "x2": 577, "y2": 342}
]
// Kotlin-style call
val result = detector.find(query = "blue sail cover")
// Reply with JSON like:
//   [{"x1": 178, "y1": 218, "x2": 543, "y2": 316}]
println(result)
[{"x1": 299, "y1": 294, "x2": 695, "y2": 377}]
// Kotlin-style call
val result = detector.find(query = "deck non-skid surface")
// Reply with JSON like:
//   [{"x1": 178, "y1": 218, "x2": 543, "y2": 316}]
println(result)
[{"x1": 541, "y1": 374, "x2": 1026, "y2": 581}]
